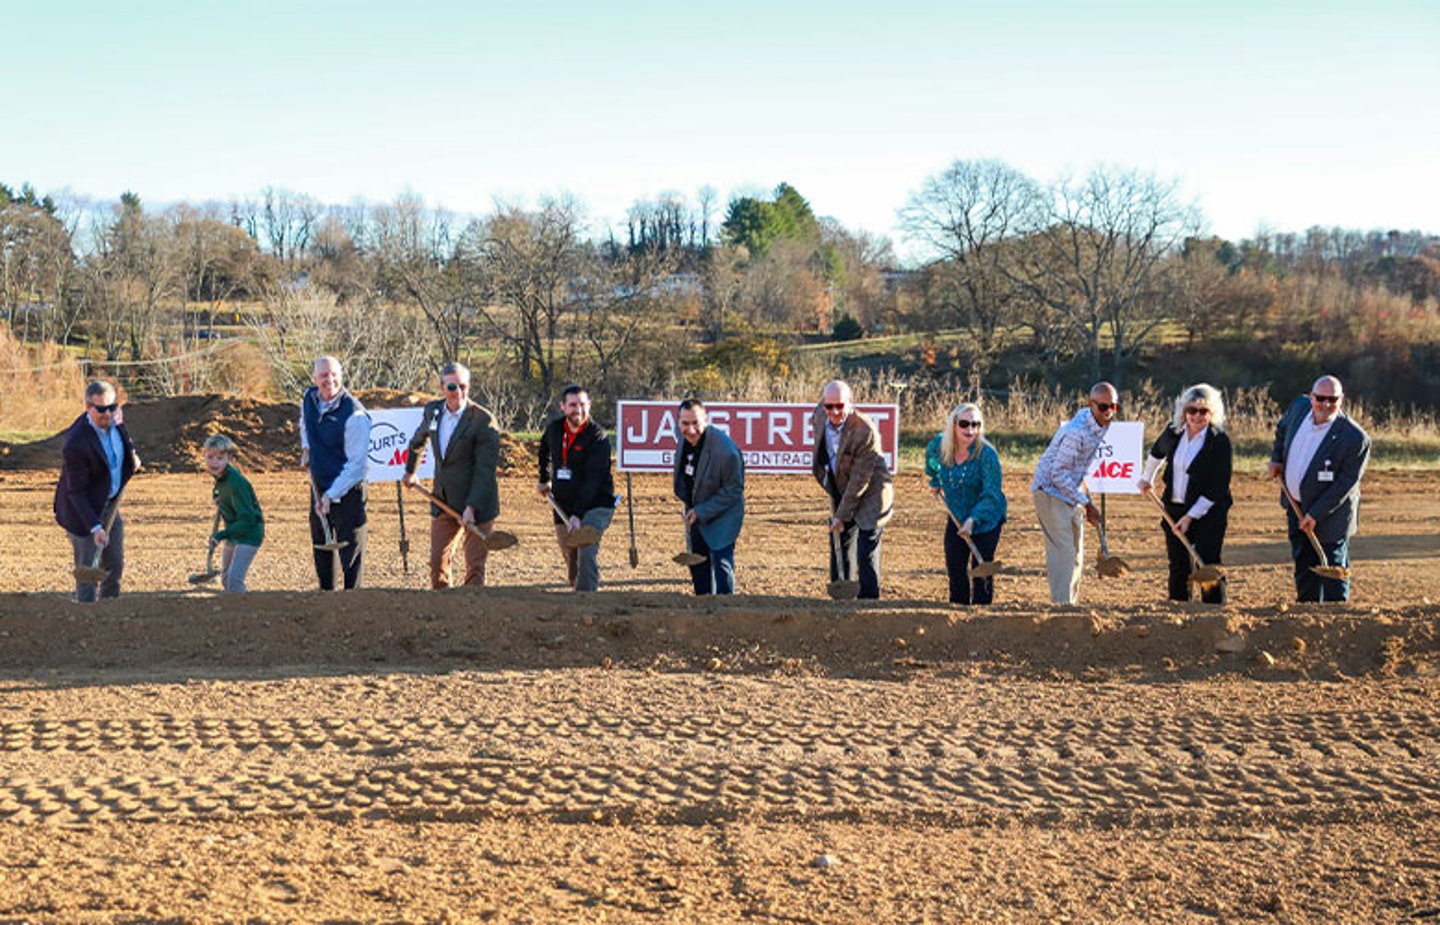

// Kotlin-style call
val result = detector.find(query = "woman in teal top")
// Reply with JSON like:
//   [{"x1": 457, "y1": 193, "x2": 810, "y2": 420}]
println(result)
[
  {"x1": 924, "y1": 402, "x2": 1006, "y2": 604},
  {"x1": 203, "y1": 434, "x2": 264, "y2": 593}
]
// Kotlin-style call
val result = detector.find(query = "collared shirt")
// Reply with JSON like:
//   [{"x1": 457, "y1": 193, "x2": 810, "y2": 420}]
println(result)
[
  {"x1": 1285, "y1": 414, "x2": 1336, "y2": 501},
  {"x1": 1141, "y1": 426, "x2": 1216, "y2": 520},
  {"x1": 298, "y1": 389, "x2": 372, "y2": 500},
  {"x1": 679, "y1": 430, "x2": 706, "y2": 508},
  {"x1": 1030, "y1": 408, "x2": 1106, "y2": 507},
  {"x1": 87, "y1": 417, "x2": 123, "y2": 500},
  {"x1": 438, "y1": 405, "x2": 464, "y2": 459},
  {"x1": 825, "y1": 419, "x2": 843, "y2": 475}
]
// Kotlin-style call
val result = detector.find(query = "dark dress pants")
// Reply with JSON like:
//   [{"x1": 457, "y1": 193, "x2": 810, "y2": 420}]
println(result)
[
  {"x1": 687, "y1": 522, "x2": 736, "y2": 595},
  {"x1": 1162, "y1": 501, "x2": 1227, "y2": 604},
  {"x1": 310, "y1": 486, "x2": 367, "y2": 590},
  {"x1": 831, "y1": 520, "x2": 883, "y2": 600},
  {"x1": 1287, "y1": 514, "x2": 1351, "y2": 602},
  {"x1": 942, "y1": 518, "x2": 1002, "y2": 605}
]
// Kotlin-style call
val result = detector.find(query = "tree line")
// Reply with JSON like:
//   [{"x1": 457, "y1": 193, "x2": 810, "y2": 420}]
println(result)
[{"x1": 2, "y1": 166, "x2": 1438, "y2": 422}]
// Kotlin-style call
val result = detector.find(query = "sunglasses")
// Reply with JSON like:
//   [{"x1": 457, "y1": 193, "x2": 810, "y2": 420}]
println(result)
[
  {"x1": 1184, "y1": 407, "x2": 1210, "y2": 416},
  {"x1": 1311, "y1": 394, "x2": 1340, "y2": 405},
  {"x1": 954, "y1": 420, "x2": 982, "y2": 430},
  {"x1": 444, "y1": 382, "x2": 468, "y2": 392},
  {"x1": 1091, "y1": 401, "x2": 1120, "y2": 412},
  {"x1": 823, "y1": 403, "x2": 847, "y2": 411},
  {"x1": 89, "y1": 402, "x2": 119, "y2": 413}
]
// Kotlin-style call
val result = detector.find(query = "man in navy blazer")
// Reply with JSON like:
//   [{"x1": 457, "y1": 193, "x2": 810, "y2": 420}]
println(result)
[
  {"x1": 672, "y1": 399, "x2": 745, "y2": 594},
  {"x1": 54, "y1": 381, "x2": 138, "y2": 602},
  {"x1": 1268, "y1": 375, "x2": 1370, "y2": 602}
]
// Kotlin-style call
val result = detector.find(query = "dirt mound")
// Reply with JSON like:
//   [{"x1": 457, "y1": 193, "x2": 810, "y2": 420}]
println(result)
[{"x1": 0, "y1": 391, "x2": 533, "y2": 475}]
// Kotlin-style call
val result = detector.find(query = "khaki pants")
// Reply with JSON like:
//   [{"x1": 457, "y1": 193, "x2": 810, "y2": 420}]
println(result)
[
  {"x1": 1033, "y1": 489, "x2": 1085, "y2": 604},
  {"x1": 430, "y1": 515, "x2": 491, "y2": 588}
]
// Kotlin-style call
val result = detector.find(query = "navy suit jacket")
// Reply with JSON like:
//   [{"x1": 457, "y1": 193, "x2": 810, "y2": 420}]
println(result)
[
  {"x1": 672, "y1": 426, "x2": 745, "y2": 550},
  {"x1": 53, "y1": 413, "x2": 136, "y2": 537},
  {"x1": 1269, "y1": 395, "x2": 1370, "y2": 543}
]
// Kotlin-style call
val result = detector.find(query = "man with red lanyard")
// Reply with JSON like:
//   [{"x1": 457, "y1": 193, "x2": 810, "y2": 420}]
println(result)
[{"x1": 537, "y1": 384, "x2": 617, "y2": 591}]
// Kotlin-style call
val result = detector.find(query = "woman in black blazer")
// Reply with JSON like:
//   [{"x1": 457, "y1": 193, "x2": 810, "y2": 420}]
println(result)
[{"x1": 1139, "y1": 383, "x2": 1233, "y2": 603}]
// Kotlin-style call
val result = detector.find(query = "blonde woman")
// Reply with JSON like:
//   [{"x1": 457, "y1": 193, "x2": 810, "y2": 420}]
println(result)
[
  {"x1": 1138, "y1": 383, "x2": 1233, "y2": 603},
  {"x1": 924, "y1": 403, "x2": 1007, "y2": 604}
]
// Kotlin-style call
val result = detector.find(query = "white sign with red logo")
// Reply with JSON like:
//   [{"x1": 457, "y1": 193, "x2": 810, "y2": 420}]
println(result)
[
  {"x1": 364, "y1": 407, "x2": 434, "y2": 483},
  {"x1": 1086, "y1": 421, "x2": 1144, "y2": 495},
  {"x1": 617, "y1": 401, "x2": 900, "y2": 474}
]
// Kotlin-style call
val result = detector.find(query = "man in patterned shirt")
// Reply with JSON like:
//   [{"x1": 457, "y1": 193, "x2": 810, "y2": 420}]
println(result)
[{"x1": 1030, "y1": 382, "x2": 1119, "y2": 604}]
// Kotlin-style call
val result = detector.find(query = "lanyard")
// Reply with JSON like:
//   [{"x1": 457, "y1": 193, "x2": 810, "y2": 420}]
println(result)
[{"x1": 562, "y1": 421, "x2": 584, "y2": 467}]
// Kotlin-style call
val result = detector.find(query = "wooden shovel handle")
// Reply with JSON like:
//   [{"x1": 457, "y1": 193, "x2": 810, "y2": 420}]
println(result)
[
  {"x1": 931, "y1": 489, "x2": 989, "y2": 566},
  {"x1": 1282, "y1": 488, "x2": 1333, "y2": 564},
  {"x1": 1144, "y1": 489, "x2": 1207, "y2": 570},
  {"x1": 406, "y1": 481, "x2": 487, "y2": 540}
]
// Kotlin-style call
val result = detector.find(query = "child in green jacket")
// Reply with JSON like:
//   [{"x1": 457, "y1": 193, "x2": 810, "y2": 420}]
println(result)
[{"x1": 203, "y1": 434, "x2": 264, "y2": 593}]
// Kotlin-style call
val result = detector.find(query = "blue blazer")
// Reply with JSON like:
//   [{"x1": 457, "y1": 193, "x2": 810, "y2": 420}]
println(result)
[
  {"x1": 53, "y1": 413, "x2": 136, "y2": 536},
  {"x1": 672, "y1": 425, "x2": 745, "y2": 550},
  {"x1": 1269, "y1": 395, "x2": 1370, "y2": 543}
]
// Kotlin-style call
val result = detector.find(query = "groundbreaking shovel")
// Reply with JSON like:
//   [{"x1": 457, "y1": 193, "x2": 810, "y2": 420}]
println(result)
[
  {"x1": 825, "y1": 526, "x2": 860, "y2": 600},
  {"x1": 625, "y1": 472, "x2": 639, "y2": 568},
  {"x1": 406, "y1": 481, "x2": 518, "y2": 551},
  {"x1": 931, "y1": 492, "x2": 1001, "y2": 578},
  {"x1": 74, "y1": 488, "x2": 125, "y2": 585},
  {"x1": 1094, "y1": 499, "x2": 1131, "y2": 578},
  {"x1": 308, "y1": 474, "x2": 348, "y2": 553},
  {"x1": 1283, "y1": 488, "x2": 1352, "y2": 581},
  {"x1": 1143, "y1": 489, "x2": 1224, "y2": 588},
  {"x1": 187, "y1": 509, "x2": 223, "y2": 585},
  {"x1": 672, "y1": 508, "x2": 706, "y2": 567},
  {"x1": 547, "y1": 493, "x2": 600, "y2": 548}
]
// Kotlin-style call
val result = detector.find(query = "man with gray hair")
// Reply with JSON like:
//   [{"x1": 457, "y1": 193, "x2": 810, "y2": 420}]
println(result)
[
  {"x1": 54, "y1": 380, "x2": 139, "y2": 602},
  {"x1": 1031, "y1": 382, "x2": 1119, "y2": 604},
  {"x1": 299, "y1": 355, "x2": 371, "y2": 590},
  {"x1": 1268, "y1": 375, "x2": 1370, "y2": 602},
  {"x1": 811, "y1": 379, "x2": 894, "y2": 599},
  {"x1": 404, "y1": 362, "x2": 503, "y2": 587}
]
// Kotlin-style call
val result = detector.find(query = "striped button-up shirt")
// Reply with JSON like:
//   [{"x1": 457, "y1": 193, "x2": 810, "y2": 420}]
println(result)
[{"x1": 1030, "y1": 408, "x2": 1106, "y2": 507}]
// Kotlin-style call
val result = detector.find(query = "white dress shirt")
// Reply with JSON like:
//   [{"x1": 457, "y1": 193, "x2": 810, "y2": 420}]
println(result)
[
  {"x1": 1285, "y1": 416, "x2": 1336, "y2": 502},
  {"x1": 438, "y1": 405, "x2": 464, "y2": 459}
]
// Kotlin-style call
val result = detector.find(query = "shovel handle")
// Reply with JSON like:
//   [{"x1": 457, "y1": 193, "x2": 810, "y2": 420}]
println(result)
[
  {"x1": 406, "y1": 480, "x2": 488, "y2": 540},
  {"x1": 1283, "y1": 488, "x2": 1334, "y2": 565},
  {"x1": 307, "y1": 473, "x2": 339, "y2": 545},
  {"x1": 1144, "y1": 489, "x2": 1208, "y2": 570},
  {"x1": 930, "y1": 490, "x2": 989, "y2": 567}
]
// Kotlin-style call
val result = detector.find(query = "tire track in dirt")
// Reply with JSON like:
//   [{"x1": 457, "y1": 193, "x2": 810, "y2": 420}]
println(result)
[
  {"x1": 0, "y1": 756, "x2": 1437, "y2": 827},
  {"x1": 1, "y1": 710, "x2": 1434, "y2": 765},
  {"x1": 1, "y1": 709, "x2": 1436, "y2": 827}
]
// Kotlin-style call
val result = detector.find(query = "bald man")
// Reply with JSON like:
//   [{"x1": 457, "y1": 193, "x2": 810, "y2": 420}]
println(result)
[
  {"x1": 1268, "y1": 375, "x2": 1370, "y2": 602},
  {"x1": 1030, "y1": 382, "x2": 1119, "y2": 604}
]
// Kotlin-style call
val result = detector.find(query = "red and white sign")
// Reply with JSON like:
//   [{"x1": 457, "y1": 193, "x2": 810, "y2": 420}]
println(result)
[
  {"x1": 617, "y1": 401, "x2": 900, "y2": 474},
  {"x1": 1086, "y1": 421, "x2": 1144, "y2": 495}
]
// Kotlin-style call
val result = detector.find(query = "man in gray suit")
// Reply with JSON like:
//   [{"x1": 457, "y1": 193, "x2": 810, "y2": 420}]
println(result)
[
  {"x1": 1268, "y1": 375, "x2": 1370, "y2": 602},
  {"x1": 403, "y1": 362, "x2": 502, "y2": 588},
  {"x1": 673, "y1": 399, "x2": 745, "y2": 594}
]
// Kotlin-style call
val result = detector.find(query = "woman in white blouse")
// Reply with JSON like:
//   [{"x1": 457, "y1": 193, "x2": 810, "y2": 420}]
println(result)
[{"x1": 1138, "y1": 383, "x2": 1233, "y2": 603}]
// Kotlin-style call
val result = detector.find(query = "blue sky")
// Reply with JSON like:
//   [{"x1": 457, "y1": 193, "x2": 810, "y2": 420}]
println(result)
[{"x1": 3, "y1": 0, "x2": 1436, "y2": 249}]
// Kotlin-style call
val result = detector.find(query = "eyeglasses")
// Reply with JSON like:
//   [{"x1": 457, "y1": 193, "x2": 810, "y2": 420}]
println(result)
[
  {"x1": 823, "y1": 403, "x2": 847, "y2": 411},
  {"x1": 954, "y1": 420, "x2": 982, "y2": 430},
  {"x1": 1311, "y1": 394, "x2": 1340, "y2": 405},
  {"x1": 1092, "y1": 401, "x2": 1119, "y2": 412},
  {"x1": 89, "y1": 402, "x2": 118, "y2": 413},
  {"x1": 1184, "y1": 407, "x2": 1210, "y2": 416},
  {"x1": 444, "y1": 382, "x2": 468, "y2": 392}
]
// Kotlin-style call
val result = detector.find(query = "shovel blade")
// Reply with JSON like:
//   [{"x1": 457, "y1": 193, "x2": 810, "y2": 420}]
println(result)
[
  {"x1": 628, "y1": 548, "x2": 639, "y2": 568},
  {"x1": 971, "y1": 562, "x2": 1002, "y2": 578},
  {"x1": 313, "y1": 541, "x2": 348, "y2": 552},
  {"x1": 826, "y1": 579, "x2": 860, "y2": 601},
  {"x1": 484, "y1": 530, "x2": 519, "y2": 552},
  {"x1": 1096, "y1": 556, "x2": 1131, "y2": 578},
  {"x1": 1311, "y1": 565, "x2": 1352, "y2": 580},
  {"x1": 564, "y1": 525, "x2": 600, "y2": 549},
  {"x1": 1189, "y1": 565, "x2": 1225, "y2": 584},
  {"x1": 672, "y1": 552, "x2": 707, "y2": 567},
  {"x1": 187, "y1": 570, "x2": 221, "y2": 585},
  {"x1": 72, "y1": 565, "x2": 108, "y2": 584}
]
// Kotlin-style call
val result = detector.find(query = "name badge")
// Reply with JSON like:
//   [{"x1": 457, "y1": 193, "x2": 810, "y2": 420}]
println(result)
[
  {"x1": 684, "y1": 463, "x2": 695, "y2": 476},
  {"x1": 428, "y1": 419, "x2": 438, "y2": 432},
  {"x1": 1318, "y1": 470, "x2": 1335, "y2": 482},
  {"x1": 556, "y1": 467, "x2": 572, "y2": 481}
]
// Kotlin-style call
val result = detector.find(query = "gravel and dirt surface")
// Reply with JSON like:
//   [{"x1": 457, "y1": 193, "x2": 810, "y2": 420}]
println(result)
[{"x1": 0, "y1": 412, "x2": 1437, "y2": 922}]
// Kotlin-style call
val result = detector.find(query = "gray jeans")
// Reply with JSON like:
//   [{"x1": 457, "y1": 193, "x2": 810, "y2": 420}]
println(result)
[
  {"x1": 67, "y1": 513, "x2": 125, "y2": 603},
  {"x1": 553, "y1": 506, "x2": 614, "y2": 592},
  {"x1": 221, "y1": 542, "x2": 260, "y2": 593}
]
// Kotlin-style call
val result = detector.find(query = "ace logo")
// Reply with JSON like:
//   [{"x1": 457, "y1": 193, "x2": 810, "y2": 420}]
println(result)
[{"x1": 1087, "y1": 421, "x2": 1144, "y2": 495}]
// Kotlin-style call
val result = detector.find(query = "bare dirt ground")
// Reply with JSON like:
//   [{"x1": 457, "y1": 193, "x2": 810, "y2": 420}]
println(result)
[{"x1": 0, "y1": 459, "x2": 1437, "y2": 923}]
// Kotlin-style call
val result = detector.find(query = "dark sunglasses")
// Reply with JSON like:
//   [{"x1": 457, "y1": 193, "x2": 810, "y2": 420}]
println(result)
[
  {"x1": 954, "y1": 420, "x2": 982, "y2": 430},
  {"x1": 89, "y1": 402, "x2": 119, "y2": 413},
  {"x1": 823, "y1": 403, "x2": 847, "y2": 411},
  {"x1": 444, "y1": 382, "x2": 468, "y2": 392},
  {"x1": 1311, "y1": 394, "x2": 1340, "y2": 405},
  {"x1": 1091, "y1": 401, "x2": 1120, "y2": 412},
  {"x1": 1184, "y1": 406, "x2": 1210, "y2": 416}
]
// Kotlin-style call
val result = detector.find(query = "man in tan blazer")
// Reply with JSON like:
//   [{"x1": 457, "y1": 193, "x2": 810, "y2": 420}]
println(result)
[
  {"x1": 812, "y1": 379, "x2": 894, "y2": 598},
  {"x1": 403, "y1": 362, "x2": 502, "y2": 588}
]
